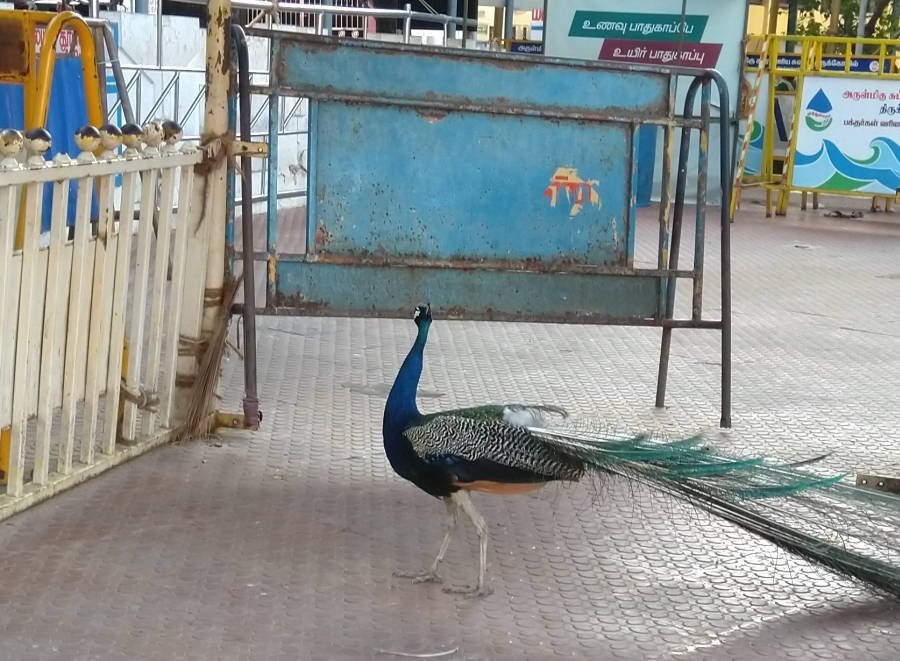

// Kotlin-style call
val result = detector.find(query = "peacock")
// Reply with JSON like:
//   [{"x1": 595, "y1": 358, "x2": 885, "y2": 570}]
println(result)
[{"x1": 382, "y1": 303, "x2": 900, "y2": 598}]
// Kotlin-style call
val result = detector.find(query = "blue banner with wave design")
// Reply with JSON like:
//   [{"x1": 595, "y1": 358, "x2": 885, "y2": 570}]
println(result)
[{"x1": 792, "y1": 77, "x2": 900, "y2": 196}]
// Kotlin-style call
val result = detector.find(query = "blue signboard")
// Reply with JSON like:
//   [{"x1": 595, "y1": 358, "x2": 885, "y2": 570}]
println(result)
[
  {"x1": 509, "y1": 40, "x2": 543, "y2": 55},
  {"x1": 745, "y1": 54, "x2": 892, "y2": 74}
]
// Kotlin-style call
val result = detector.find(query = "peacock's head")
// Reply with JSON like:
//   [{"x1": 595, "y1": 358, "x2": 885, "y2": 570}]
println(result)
[{"x1": 413, "y1": 302, "x2": 432, "y2": 328}]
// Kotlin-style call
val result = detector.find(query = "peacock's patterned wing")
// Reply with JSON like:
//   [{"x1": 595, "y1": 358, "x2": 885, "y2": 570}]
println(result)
[
  {"x1": 420, "y1": 404, "x2": 568, "y2": 426},
  {"x1": 403, "y1": 414, "x2": 582, "y2": 481}
]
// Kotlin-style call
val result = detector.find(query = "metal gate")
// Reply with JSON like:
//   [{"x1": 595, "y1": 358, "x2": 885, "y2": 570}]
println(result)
[{"x1": 247, "y1": 35, "x2": 732, "y2": 426}]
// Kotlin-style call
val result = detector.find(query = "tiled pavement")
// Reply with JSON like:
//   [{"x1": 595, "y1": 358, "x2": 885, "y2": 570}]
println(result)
[{"x1": 0, "y1": 194, "x2": 898, "y2": 660}]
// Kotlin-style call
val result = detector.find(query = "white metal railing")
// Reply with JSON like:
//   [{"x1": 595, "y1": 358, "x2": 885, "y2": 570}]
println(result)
[
  {"x1": 104, "y1": 66, "x2": 306, "y2": 211},
  {"x1": 0, "y1": 123, "x2": 202, "y2": 516},
  {"x1": 108, "y1": 65, "x2": 273, "y2": 139},
  {"x1": 242, "y1": 0, "x2": 371, "y2": 36},
  {"x1": 177, "y1": 0, "x2": 479, "y2": 44}
]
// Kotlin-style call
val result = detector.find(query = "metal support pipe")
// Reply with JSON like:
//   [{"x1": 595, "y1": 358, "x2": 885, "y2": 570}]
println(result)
[
  {"x1": 716, "y1": 72, "x2": 733, "y2": 429},
  {"x1": 655, "y1": 71, "x2": 732, "y2": 428},
  {"x1": 462, "y1": 0, "x2": 469, "y2": 48},
  {"x1": 156, "y1": 0, "x2": 164, "y2": 67},
  {"x1": 504, "y1": 0, "x2": 514, "y2": 42},
  {"x1": 175, "y1": 0, "x2": 232, "y2": 422},
  {"x1": 691, "y1": 80, "x2": 710, "y2": 321},
  {"x1": 323, "y1": 0, "x2": 334, "y2": 35},
  {"x1": 226, "y1": 79, "x2": 237, "y2": 270},
  {"x1": 653, "y1": 123, "x2": 673, "y2": 320},
  {"x1": 655, "y1": 103, "x2": 695, "y2": 415},
  {"x1": 99, "y1": 22, "x2": 136, "y2": 125},
  {"x1": 266, "y1": 92, "x2": 279, "y2": 307},
  {"x1": 403, "y1": 4, "x2": 412, "y2": 44},
  {"x1": 231, "y1": 25, "x2": 260, "y2": 430},
  {"x1": 203, "y1": 0, "x2": 231, "y2": 320},
  {"x1": 447, "y1": 0, "x2": 457, "y2": 40},
  {"x1": 541, "y1": 0, "x2": 548, "y2": 49}
]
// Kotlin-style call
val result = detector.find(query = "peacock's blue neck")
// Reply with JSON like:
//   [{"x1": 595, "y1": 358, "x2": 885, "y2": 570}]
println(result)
[{"x1": 383, "y1": 321, "x2": 430, "y2": 451}]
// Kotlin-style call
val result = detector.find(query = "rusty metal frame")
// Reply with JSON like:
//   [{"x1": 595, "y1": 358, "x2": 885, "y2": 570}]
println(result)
[{"x1": 230, "y1": 34, "x2": 732, "y2": 427}]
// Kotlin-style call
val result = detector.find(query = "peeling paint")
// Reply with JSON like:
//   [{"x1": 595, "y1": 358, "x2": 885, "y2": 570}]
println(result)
[
  {"x1": 543, "y1": 168, "x2": 602, "y2": 217},
  {"x1": 314, "y1": 224, "x2": 333, "y2": 249},
  {"x1": 267, "y1": 254, "x2": 277, "y2": 284},
  {"x1": 418, "y1": 110, "x2": 447, "y2": 123}
]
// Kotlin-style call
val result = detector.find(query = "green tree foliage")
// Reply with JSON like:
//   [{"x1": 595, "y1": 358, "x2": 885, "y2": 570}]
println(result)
[{"x1": 796, "y1": 0, "x2": 899, "y2": 38}]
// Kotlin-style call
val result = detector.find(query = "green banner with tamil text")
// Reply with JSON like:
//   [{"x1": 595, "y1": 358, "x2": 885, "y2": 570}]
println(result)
[{"x1": 569, "y1": 11, "x2": 708, "y2": 42}]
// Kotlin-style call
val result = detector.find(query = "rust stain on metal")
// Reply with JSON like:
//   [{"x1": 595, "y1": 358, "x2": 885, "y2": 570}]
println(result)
[
  {"x1": 484, "y1": 56, "x2": 532, "y2": 72},
  {"x1": 272, "y1": 52, "x2": 284, "y2": 83},
  {"x1": 267, "y1": 254, "x2": 277, "y2": 284},
  {"x1": 298, "y1": 38, "x2": 342, "y2": 53},
  {"x1": 270, "y1": 84, "x2": 666, "y2": 123},
  {"x1": 271, "y1": 292, "x2": 329, "y2": 313},
  {"x1": 442, "y1": 305, "x2": 480, "y2": 319},
  {"x1": 261, "y1": 302, "x2": 659, "y2": 325},
  {"x1": 314, "y1": 224, "x2": 333, "y2": 250},
  {"x1": 308, "y1": 252, "x2": 634, "y2": 275},
  {"x1": 418, "y1": 110, "x2": 447, "y2": 124},
  {"x1": 0, "y1": 16, "x2": 28, "y2": 78}
]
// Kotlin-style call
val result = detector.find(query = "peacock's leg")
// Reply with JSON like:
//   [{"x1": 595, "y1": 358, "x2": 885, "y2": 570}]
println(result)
[
  {"x1": 443, "y1": 490, "x2": 493, "y2": 597},
  {"x1": 394, "y1": 496, "x2": 458, "y2": 584}
]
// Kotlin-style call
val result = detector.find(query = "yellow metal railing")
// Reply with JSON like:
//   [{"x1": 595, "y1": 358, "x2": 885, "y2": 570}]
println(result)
[
  {"x1": 0, "y1": 9, "x2": 105, "y2": 248},
  {"x1": 735, "y1": 34, "x2": 900, "y2": 217},
  {"x1": 731, "y1": 35, "x2": 771, "y2": 217},
  {"x1": 29, "y1": 11, "x2": 104, "y2": 130}
]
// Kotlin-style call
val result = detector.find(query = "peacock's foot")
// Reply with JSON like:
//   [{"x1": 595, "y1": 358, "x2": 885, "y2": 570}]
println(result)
[
  {"x1": 442, "y1": 583, "x2": 493, "y2": 598},
  {"x1": 393, "y1": 568, "x2": 442, "y2": 584}
]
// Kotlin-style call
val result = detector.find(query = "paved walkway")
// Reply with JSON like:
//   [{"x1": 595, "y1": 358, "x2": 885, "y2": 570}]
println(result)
[{"x1": 0, "y1": 193, "x2": 898, "y2": 660}]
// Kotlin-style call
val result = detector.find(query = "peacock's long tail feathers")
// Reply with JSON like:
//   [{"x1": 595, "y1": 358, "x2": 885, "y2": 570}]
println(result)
[{"x1": 530, "y1": 424, "x2": 900, "y2": 599}]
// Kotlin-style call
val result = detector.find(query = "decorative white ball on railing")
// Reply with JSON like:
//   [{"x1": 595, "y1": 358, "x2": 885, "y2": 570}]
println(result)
[
  {"x1": 161, "y1": 119, "x2": 183, "y2": 152},
  {"x1": 0, "y1": 129, "x2": 23, "y2": 168},
  {"x1": 99, "y1": 123, "x2": 123, "y2": 157},
  {"x1": 121, "y1": 122, "x2": 144, "y2": 157},
  {"x1": 142, "y1": 121, "x2": 164, "y2": 151},
  {"x1": 24, "y1": 127, "x2": 52, "y2": 167},
  {"x1": 74, "y1": 124, "x2": 102, "y2": 154}
]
